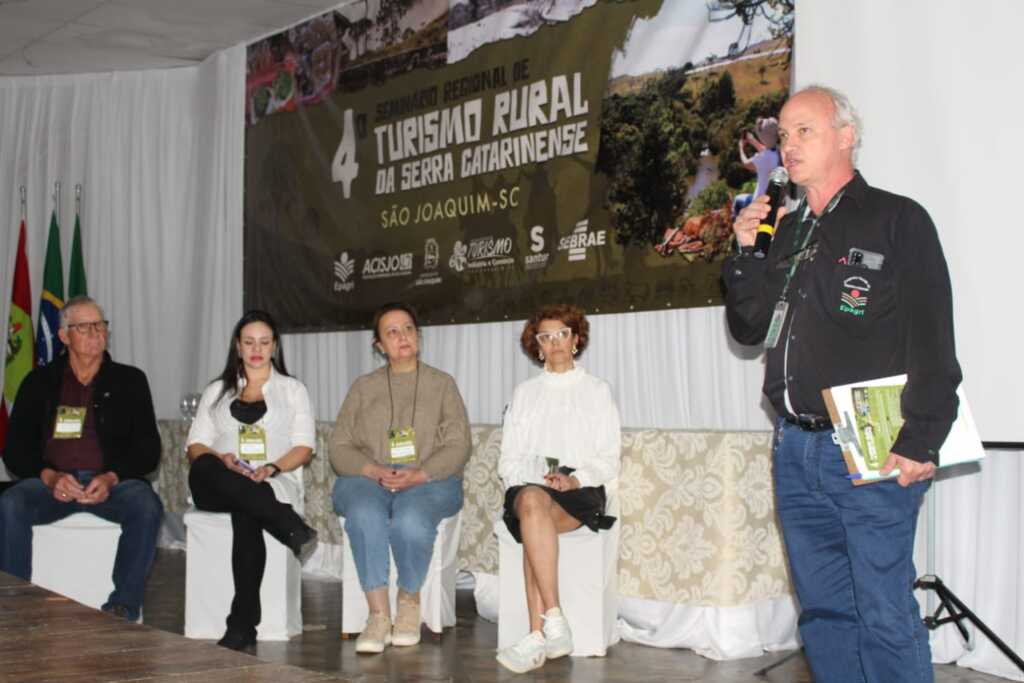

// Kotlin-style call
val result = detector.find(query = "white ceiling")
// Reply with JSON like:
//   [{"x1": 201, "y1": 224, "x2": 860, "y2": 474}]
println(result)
[{"x1": 0, "y1": 0, "x2": 351, "y2": 76}]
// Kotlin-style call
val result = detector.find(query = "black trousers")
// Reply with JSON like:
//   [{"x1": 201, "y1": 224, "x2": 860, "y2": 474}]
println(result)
[{"x1": 188, "y1": 453, "x2": 304, "y2": 635}]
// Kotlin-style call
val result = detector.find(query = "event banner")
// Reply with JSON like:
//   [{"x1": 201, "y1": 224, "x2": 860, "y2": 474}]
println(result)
[{"x1": 245, "y1": 0, "x2": 794, "y2": 332}]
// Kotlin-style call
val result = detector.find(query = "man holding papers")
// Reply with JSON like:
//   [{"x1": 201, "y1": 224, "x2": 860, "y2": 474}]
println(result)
[{"x1": 722, "y1": 85, "x2": 961, "y2": 683}]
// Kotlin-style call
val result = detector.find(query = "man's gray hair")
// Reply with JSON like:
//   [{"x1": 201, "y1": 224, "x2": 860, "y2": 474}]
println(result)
[
  {"x1": 796, "y1": 84, "x2": 863, "y2": 162},
  {"x1": 60, "y1": 295, "x2": 106, "y2": 328}
]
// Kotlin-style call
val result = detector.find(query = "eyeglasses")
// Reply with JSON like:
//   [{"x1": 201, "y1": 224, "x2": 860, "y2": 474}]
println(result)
[
  {"x1": 382, "y1": 324, "x2": 417, "y2": 340},
  {"x1": 535, "y1": 327, "x2": 571, "y2": 345},
  {"x1": 67, "y1": 320, "x2": 110, "y2": 335}
]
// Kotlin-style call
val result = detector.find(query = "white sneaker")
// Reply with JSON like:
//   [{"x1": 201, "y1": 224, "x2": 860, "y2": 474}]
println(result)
[
  {"x1": 355, "y1": 612, "x2": 392, "y2": 654},
  {"x1": 542, "y1": 607, "x2": 573, "y2": 659},
  {"x1": 496, "y1": 630, "x2": 546, "y2": 673}
]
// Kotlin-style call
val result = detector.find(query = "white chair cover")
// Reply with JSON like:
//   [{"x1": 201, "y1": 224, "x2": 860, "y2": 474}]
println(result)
[
  {"x1": 496, "y1": 484, "x2": 621, "y2": 657},
  {"x1": 32, "y1": 512, "x2": 120, "y2": 611},
  {"x1": 183, "y1": 508, "x2": 302, "y2": 640},
  {"x1": 339, "y1": 511, "x2": 462, "y2": 635}
]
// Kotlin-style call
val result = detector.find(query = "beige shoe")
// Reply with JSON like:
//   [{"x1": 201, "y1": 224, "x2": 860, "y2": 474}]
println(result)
[
  {"x1": 392, "y1": 592, "x2": 422, "y2": 647},
  {"x1": 355, "y1": 611, "x2": 392, "y2": 654}
]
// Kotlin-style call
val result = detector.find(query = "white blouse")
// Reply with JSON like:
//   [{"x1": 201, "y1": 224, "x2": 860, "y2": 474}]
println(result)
[
  {"x1": 186, "y1": 368, "x2": 315, "y2": 511},
  {"x1": 498, "y1": 365, "x2": 621, "y2": 489}
]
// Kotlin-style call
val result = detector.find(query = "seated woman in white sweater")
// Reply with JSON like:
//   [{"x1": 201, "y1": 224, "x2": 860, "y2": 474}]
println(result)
[{"x1": 496, "y1": 303, "x2": 621, "y2": 674}]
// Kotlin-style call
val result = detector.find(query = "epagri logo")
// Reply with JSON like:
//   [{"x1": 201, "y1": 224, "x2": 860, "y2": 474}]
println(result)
[
  {"x1": 362, "y1": 252, "x2": 413, "y2": 280},
  {"x1": 333, "y1": 252, "x2": 356, "y2": 292},
  {"x1": 839, "y1": 276, "x2": 870, "y2": 316},
  {"x1": 558, "y1": 219, "x2": 606, "y2": 262}
]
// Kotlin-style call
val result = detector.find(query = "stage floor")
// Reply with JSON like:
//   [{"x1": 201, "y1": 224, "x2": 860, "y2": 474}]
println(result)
[{"x1": 1, "y1": 549, "x2": 1009, "y2": 682}]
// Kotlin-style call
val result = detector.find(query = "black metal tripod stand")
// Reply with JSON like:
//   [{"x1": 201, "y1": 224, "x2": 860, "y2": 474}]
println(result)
[
  {"x1": 915, "y1": 574, "x2": 1024, "y2": 675},
  {"x1": 754, "y1": 575, "x2": 1024, "y2": 678}
]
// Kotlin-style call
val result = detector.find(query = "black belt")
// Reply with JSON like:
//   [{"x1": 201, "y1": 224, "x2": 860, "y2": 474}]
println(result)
[{"x1": 784, "y1": 413, "x2": 833, "y2": 431}]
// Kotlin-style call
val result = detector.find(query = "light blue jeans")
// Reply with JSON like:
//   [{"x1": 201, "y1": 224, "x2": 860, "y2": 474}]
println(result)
[{"x1": 332, "y1": 473, "x2": 463, "y2": 594}]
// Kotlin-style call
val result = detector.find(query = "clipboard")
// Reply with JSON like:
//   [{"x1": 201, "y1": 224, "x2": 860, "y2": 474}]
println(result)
[{"x1": 822, "y1": 374, "x2": 984, "y2": 485}]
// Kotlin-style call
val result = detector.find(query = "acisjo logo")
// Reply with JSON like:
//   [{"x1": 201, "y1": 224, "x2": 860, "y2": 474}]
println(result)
[{"x1": 333, "y1": 252, "x2": 355, "y2": 292}]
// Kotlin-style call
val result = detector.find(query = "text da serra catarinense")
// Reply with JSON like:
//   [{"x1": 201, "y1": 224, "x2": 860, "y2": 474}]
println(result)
[{"x1": 373, "y1": 72, "x2": 589, "y2": 195}]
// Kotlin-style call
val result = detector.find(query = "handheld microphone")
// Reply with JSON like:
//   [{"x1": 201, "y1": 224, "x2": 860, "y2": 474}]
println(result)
[{"x1": 752, "y1": 166, "x2": 790, "y2": 259}]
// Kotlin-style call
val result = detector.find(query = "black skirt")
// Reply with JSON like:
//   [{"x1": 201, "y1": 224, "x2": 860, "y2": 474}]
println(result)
[{"x1": 502, "y1": 480, "x2": 617, "y2": 544}]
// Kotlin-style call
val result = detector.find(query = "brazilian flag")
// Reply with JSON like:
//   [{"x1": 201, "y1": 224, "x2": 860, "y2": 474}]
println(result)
[{"x1": 36, "y1": 211, "x2": 64, "y2": 366}]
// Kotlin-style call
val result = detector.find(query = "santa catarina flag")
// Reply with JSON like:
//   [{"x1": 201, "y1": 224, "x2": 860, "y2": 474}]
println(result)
[
  {"x1": 36, "y1": 211, "x2": 64, "y2": 366},
  {"x1": 2, "y1": 219, "x2": 34, "y2": 450}
]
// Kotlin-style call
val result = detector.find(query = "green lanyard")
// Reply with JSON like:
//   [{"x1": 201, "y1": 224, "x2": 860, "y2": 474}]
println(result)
[
  {"x1": 386, "y1": 362, "x2": 419, "y2": 431},
  {"x1": 778, "y1": 190, "x2": 845, "y2": 302}
]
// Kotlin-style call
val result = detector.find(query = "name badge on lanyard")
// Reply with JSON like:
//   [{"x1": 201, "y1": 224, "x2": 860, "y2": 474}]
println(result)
[
  {"x1": 764, "y1": 300, "x2": 789, "y2": 349},
  {"x1": 53, "y1": 406, "x2": 86, "y2": 439},
  {"x1": 389, "y1": 427, "x2": 417, "y2": 464},
  {"x1": 238, "y1": 424, "x2": 268, "y2": 461}
]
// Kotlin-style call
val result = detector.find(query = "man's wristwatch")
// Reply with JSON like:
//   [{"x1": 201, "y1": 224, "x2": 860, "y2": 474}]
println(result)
[{"x1": 266, "y1": 463, "x2": 282, "y2": 477}]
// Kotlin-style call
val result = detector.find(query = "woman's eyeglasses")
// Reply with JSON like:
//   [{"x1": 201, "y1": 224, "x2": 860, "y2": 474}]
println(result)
[{"x1": 535, "y1": 327, "x2": 571, "y2": 345}]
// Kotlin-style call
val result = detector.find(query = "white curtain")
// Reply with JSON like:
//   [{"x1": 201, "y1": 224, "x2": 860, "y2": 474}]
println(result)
[
  {"x1": 283, "y1": 307, "x2": 770, "y2": 429},
  {"x1": 917, "y1": 450, "x2": 1024, "y2": 681},
  {"x1": 0, "y1": 46, "x2": 244, "y2": 421}
]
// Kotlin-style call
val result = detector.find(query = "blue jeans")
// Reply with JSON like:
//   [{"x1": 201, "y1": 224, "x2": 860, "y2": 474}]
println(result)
[
  {"x1": 0, "y1": 475, "x2": 163, "y2": 614},
  {"x1": 773, "y1": 419, "x2": 933, "y2": 683},
  {"x1": 332, "y1": 474, "x2": 463, "y2": 594}
]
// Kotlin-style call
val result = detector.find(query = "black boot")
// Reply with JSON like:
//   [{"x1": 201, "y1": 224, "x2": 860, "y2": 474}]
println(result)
[
  {"x1": 217, "y1": 627, "x2": 257, "y2": 652},
  {"x1": 286, "y1": 524, "x2": 318, "y2": 563}
]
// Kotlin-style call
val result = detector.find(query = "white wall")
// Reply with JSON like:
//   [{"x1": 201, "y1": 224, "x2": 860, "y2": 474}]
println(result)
[{"x1": 795, "y1": 1, "x2": 1024, "y2": 443}]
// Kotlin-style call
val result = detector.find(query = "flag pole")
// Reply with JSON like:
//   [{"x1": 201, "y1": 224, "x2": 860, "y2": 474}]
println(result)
[
  {"x1": 19, "y1": 185, "x2": 26, "y2": 221},
  {"x1": 53, "y1": 181, "x2": 61, "y2": 229},
  {"x1": 75, "y1": 183, "x2": 82, "y2": 216}
]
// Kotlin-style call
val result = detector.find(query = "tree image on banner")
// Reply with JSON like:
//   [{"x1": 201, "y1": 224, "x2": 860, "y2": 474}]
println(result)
[
  {"x1": 597, "y1": 79, "x2": 695, "y2": 248},
  {"x1": 600, "y1": 1, "x2": 792, "y2": 262}
]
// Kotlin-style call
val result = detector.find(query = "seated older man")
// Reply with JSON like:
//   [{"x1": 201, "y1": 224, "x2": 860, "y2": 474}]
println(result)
[{"x1": 0, "y1": 296, "x2": 163, "y2": 621}]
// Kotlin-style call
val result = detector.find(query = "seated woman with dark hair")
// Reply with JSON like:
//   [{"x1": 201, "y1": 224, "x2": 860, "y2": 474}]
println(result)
[
  {"x1": 329, "y1": 302, "x2": 470, "y2": 654},
  {"x1": 185, "y1": 310, "x2": 317, "y2": 652},
  {"x1": 496, "y1": 303, "x2": 621, "y2": 674}
]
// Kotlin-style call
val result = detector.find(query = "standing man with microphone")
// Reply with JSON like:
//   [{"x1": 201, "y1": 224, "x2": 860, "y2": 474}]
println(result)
[{"x1": 722, "y1": 85, "x2": 961, "y2": 683}]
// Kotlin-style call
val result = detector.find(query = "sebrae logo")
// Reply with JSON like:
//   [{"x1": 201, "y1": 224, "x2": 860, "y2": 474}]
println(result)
[{"x1": 557, "y1": 219, "x2": 606, "y2": 262}]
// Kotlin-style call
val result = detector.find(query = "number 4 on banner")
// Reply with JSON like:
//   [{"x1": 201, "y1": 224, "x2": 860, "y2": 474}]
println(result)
[{"x1": 332, "y1": 108, "x2": 358, "y2": 199}]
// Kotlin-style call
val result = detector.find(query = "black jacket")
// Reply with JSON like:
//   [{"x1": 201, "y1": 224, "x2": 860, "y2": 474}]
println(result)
[
  {"x1": 723, "y1": 172, "x2": 961, "y2": 464},
  {"x1": 5, "y1": 351, "x2": 161, "y2": 480}
]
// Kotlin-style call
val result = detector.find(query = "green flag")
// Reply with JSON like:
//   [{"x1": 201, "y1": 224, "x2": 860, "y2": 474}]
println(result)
[{"x1": 68, "y1": 213, "x2": 88, "y2": 298}]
